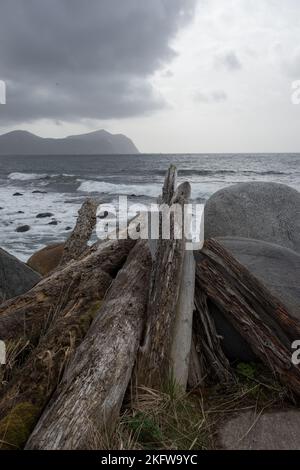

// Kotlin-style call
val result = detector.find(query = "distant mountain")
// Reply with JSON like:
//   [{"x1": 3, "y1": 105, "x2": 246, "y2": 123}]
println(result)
[{"x1": 0, "y1": 129, "x2": 139, "y2": 155}]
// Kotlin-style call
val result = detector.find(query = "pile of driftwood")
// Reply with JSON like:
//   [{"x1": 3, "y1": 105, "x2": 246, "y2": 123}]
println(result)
[{"x1": 0, "y1": 166, "x2": 299, "y2": 450}]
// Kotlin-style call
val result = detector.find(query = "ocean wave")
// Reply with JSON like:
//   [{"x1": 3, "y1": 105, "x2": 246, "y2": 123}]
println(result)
[
  {"x1": 78, "y1": 180, "x2": 160, "y2": 198},
  {"x1": 8, "y1": 172, "x2": 78, "y2": 183},
  {"x1": 77, "y1": 179, "x2": 223, "y2": 201},
  {"x1": 8, "y1": 172, "x2": 48, "y2": 181},
  {"x1": 178, "y1": 169, "x2": 290, "y2": 177}
]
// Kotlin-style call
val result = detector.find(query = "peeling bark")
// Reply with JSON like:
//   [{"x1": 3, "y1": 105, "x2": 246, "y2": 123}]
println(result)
[{"x1": 195, "y1": 239, "x2": 300, "y2": 395}]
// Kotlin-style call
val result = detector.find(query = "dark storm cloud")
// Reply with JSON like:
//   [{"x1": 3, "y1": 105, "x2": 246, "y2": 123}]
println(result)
[{"x1": 0, "y1": 0, "x2": 196, "y2": 124}]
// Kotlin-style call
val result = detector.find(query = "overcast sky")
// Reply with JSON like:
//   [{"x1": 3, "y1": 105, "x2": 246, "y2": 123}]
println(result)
[{"x1": 0, "y1": 0, "x2": 300, "y2": 153}]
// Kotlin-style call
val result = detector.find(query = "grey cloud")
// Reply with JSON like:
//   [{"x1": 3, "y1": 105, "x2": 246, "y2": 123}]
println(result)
[
  {"x1": 216, "y1": 51, "x2": 242, "y2": 71},
  {"x1": 194, "y1": 90, "x2": 228, "y2": 103},
  {"x1": 0, "y1": 0, "x2": 196, "y2": 124},
  {"x1": 281, "y1": 48, "x2": 300, "y2": 78}
]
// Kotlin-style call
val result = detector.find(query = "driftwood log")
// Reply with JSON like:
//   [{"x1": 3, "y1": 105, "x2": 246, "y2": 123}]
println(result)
[
  {"x1": 137, "y1": 166, "x2": 193, "y2": 389},
  {"x1": 59, "y1": 198, "x2": 98, "y2": 266},
  {"x1": 170, "y1": 249, "x2": 195, "y2": 388},
  {"x1": 0, "y1": 238, "x2": 134, "y2": 345},
  {"x1": 195, "y1": 238, "x2": 300, "y2": 395},
  {"x1": 26, "y1": 241, "x2": 152, "y2": 450},
  {"x1": 0, "y1": 237, "x2": 135, "y2": 449},
  {"x1": 1, "y1": 165, "x2": 300, "y2": 451}
]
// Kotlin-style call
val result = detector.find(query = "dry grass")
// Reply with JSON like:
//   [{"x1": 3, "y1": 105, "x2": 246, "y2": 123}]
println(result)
[
  {"x1": 99, "y1": 363, "x2": 294, "y2": 451},
  {"x1": 0, "y1": 339, "x2": 31, "y2": 391}
]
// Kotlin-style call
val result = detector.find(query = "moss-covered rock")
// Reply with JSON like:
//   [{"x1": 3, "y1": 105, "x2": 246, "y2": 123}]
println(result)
[{"x1": 0, "y1": 402, "x2": 39, "y2": 450}]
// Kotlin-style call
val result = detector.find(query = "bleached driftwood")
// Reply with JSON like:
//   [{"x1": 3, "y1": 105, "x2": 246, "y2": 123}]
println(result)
[
  {"x1": 137, "y1": 166, "x2": 192, "y2": 389},
  {"x1": 170, "y1": 249, "x2": 195, "y2": 388},
  {"x1": 26, "y1": 241, "x2": 152, "y2": 450},
  {"x1": 0, "y1": 239, "x2": 135, "y2": 449},
  {"x1": 0, "y1": 238, "x2": 134, "y2": 345}
]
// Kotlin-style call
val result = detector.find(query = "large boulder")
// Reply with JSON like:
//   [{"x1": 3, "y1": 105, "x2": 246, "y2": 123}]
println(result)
[
  {"x1": 27, "y1": 243, "x2": 64, "y2": 276},
  {"x1": 204, "y1": 182, "x2": 300, "y2": 253},
  {"x1": 211, "y1": 238, "x2": 300, "y2": 361},
  {"x1": 219, "y1": 410, "x2": 300, "y2": 450},
  {"x1": 0, "y1": 248, "x2": 41, "y2": 302}
]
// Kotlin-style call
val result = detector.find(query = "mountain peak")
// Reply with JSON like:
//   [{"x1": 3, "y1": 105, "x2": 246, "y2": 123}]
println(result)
[{"x1": 0, "y1": 129, "x2": 139, "y2": 155}]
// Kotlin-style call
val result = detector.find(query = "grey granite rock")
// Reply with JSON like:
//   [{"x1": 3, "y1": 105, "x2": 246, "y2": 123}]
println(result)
[
  {"x1": 0, "y1": 248, "x2": 41, "y2": 302},
  {"x1": 204, "y1": 182, "x2": 300, "y2": 253},
  {"x1": 219, "y1": 410, "x2": 300, "y2": 450}
]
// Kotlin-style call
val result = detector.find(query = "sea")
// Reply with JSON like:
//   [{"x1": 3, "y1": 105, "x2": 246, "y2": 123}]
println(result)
[{"x1": 0, "y1": 153, "x2": 299, "y2": 261}]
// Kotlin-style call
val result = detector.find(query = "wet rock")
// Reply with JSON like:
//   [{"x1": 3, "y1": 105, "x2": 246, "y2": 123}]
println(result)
[
  {"x1": 36, "y1": 213, "x2": 54, "y2": 219},
  {"x1": 32, "y1": 190, "x2": 47, "y2": 194},
  {"x1": 0, "y1": 247, "x2": 41, "y2": 302},
  {"x1": 219, "y1": 410, "x2": 300, "y2": 450},
  {"x1": 13, "y1": 192, "x2": 23, "y2": 197},
  {"x1": 15, "y1": 225, "x2": 30, "y2": 233},
  {"x1": 48, "y1": 220, "x2": 58, "y2": 226},
  {"x1": 205, "y1": 182, "x2": 300, "y2": 253},
  {"x1": 97, "y1": 211, "x2": 108, "y2": 219},
  {"x1": 27, "y1": 243, "x2": 65, "y2": 276}
]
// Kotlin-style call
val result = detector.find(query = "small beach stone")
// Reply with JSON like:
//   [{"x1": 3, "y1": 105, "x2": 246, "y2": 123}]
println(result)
[
  {"x1": 13, "y1": 192, "x2": 23, "y2": 196},
  {"x1": 36, "y1": 212, "x2": 54, "y2": 218},
  {"x1": 15, "y1": 225, "x2": 31, "y2": 233},
  {"x1": 97, "y1": 211, "x2": 108, "y2": 219},
  {"x1": 32, "y1": 190, "x2": 47, "y2": 194},
  {"x1": 48, "y1": 220, "x2": 58, "y2": 225}
]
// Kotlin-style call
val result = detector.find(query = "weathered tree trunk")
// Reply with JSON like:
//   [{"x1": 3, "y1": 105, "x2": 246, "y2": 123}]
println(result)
[
  {"x1": 195, "y1": 239, "x2": 300, "y2": 396},
  {"x1": 0, "y1": 239, "x2": 135, "y2": 449},
  {"x1": 170, "y1": 249, "x2": 195, "y2": 388},
  {"x1": 59, "y1": 198, "x2": 98, "y2": 266},
  {"x1": 137, "y1": 166, "x2": 192, "y2": 389},
  {"x1": 26, "y1": 241, "x2": 152, "y2": 450},
  {"x1": 0, "y1": 238, "x2": 134, "y2": 345}
]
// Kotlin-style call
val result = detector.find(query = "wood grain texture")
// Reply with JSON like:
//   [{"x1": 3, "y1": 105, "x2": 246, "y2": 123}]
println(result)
[
  {"x1": 137, "y1": 166, "x2": 191, "y2": 388},
  {"x1": 26, "y1": 241, "x2": 152, "y2": 450},
  {"x1": 195, "y1": 238, "x2": 300, "y2": 395}
]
